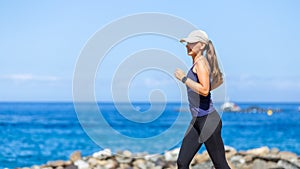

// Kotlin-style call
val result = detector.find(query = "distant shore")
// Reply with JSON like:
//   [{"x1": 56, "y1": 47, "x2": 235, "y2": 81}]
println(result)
[{"x1": 16, "y1": 146, "x2": 300, "y2": 169}]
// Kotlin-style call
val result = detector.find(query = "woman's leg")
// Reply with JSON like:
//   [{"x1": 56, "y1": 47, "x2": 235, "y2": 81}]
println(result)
[
  {"x1": 177, "y1": 119, "x2": 203, "y2": 169},
  {"x1": 204, "y1": 120, "x2": 231, "y2": 169}
]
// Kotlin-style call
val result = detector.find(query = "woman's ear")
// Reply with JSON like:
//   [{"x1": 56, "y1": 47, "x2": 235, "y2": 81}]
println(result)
[{"x1": 200, "y1": 42, "x2": 206, "y2": 50}]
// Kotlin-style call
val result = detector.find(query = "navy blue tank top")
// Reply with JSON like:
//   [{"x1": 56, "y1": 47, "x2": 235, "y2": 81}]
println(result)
[{"x1": 186, "y1": 65, "x2": 215, "y2": 117}]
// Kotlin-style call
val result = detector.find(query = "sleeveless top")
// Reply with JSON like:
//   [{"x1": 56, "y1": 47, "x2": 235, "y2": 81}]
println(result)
[{"x1": 186, "y1": 63, "x2": 215, "y2": 117}]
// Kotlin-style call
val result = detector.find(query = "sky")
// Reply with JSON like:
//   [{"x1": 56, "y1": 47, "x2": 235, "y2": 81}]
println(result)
[{"x1": 1, "y1": 0, "x2": 300, "y2": 102}]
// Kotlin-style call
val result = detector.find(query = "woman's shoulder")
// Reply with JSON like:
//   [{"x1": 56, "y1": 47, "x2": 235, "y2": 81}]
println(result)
[{"x1": 194, "y1": 56, "x2": 210, "y2": 73}]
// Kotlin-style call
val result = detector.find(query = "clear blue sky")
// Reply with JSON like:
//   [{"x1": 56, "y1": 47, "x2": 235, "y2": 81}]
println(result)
[{"x1": 1, "y1": 0, "x2": 300, "y2": 102}]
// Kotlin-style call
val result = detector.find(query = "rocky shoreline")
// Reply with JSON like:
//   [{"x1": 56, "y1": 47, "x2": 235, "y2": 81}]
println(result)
[{"x1": 17, "y1": 146, "x2": 300, "y2": 169}]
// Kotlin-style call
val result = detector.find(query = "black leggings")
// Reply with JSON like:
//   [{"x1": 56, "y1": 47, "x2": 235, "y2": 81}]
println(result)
[{"x1": 177, "y1": 111, "x2": 231, "y2": 169}]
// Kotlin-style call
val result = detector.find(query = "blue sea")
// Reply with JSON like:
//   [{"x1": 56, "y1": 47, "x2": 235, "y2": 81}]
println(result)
[{"x1": 1, "y1": 102, "x2": 300, "y2": 168}]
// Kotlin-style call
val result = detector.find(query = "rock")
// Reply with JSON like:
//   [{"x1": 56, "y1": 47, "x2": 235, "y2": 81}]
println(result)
[
  {"x1": 225, "y1": 146, "x2": 237, "y2": 159},
  {"x1": 55, "y1": 166, "x2": 64, "y2": 169},
  {"x1": 74, "y1": 160, "x2": 89, "y2": 169},
  {"x1": 164, "y1": 148, "x2": 180, "y2": 162},
  {"x1": 246, "y1": 146, "x2": 270, "y2": 156},
  {"x1": 144, "y1": 154, "x2": 162, "y2": 162},
  {"x1": 64, "y1": 165, "x2": 78, "y2": 169},
  {"x1": 116, "y1": 155, "x2": 132, "y2": 163},
  {"x1": 31, "y1": 165, "x2": 40, "y2": 169},
  {"x1": 277, "y1": 159, "x2": 300, "y2": 169},
  {"x1": 123, "y1": 150, "x2": 132, "y2": 157},
  {"x1": 191, "y1": 161, "x2": 213, "y2": 169},
  {"x1": 252, "y1": 159, "x2": 267, "y2": 169},
  {"x1": 164, "y1": 161, "x2": 176, "y2": 169},
  {"x1": 225, "y1": 146, "x2": 237, "y2": 153},
  {"x1": 70, "y1": 151, "x2": 82, "y2": 162},
  {"x1": 152, "y1": 166, "x2": 162, "y2": 169},
  {"x1": 87, "y1": 157, "x2": 100, "y2": 167},
  {"x1": 279, "y1": 151, "x2": 298, "y2": 161},
  {"x1": 18, "y1": 147, "x2": 300, "y2": 169},
  {"x1": 154, "y1": 158, "x2": 167, "y2": 167},
  {"x1": 93, "y1": 149, "x2": 112, "y2": 160},
  {"x1": 192, "y1": 152, "x2": 210, "y2": 164},
  {"x1": 227, "y1": 160, "x2": 236, "y2": 169},
  {"x1": 239, "y1": 163, "x2": 253, "y2": 169},
  {"x1": 145, "y1": 161, "x2": 156, "y2": 168},
  {"x1": 133, "y1": 159, "x2": 147, "y2": 169},
  {"x1": 47, "y1": 160, "x2": 65, "y2": 167},
  {"x1": 64, "y1": 161, "x2": 72, "y2": 166},
  {"x1": 119, "y1": 163, "x2": 131, "y2": 169},
  {"x1": 97, "y1": 160, "x2": 108, "y2": 166},
  {"x1": 40, "y1": 167, "x2": 52, "y2": 169},
  {"x1": 242, "y1": 155, "x2": 253, "y2": 163},
  {"x1": 104, "y1": 159, "x2": 118, "y2": 169},
  {"x1": 230, "y1": 155, "x2": 245, "y2": 164},
  {"x1": 270, "y1": 147, "x2": 280, "y2": 154},
  {"x1": 116, "y1": 150, "x2": 133, "y2": 163},
  {"x1": 266, "y1": 161, "x2": 278, "y2": 168}
]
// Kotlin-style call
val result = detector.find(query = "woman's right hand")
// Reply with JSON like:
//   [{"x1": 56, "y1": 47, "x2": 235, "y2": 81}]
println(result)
[{"x1": 174, "y1": 68, "x2": 186, "y2": 81}]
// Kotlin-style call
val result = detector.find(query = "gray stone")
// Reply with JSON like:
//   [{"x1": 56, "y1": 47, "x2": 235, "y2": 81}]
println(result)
[
  {"x1": 133, "y1": 159, "x2": 147, "y2": 169},
  {"x1": 225, "y1": 146, "x2": 237, "y2": 159},
  {"x1": 97, "y1": 160, "x2": 108, "y2": 166},
  {"x1": 104, "y1": 159, "x2": 118, "y2": 169},
  {"x1": 252, "y1": 159, "x2": 267, "y2": 169},
  {"x1": 70, "y1": 151, "x2": 82, "y2": 162},
  {"x1": 74, "y1": 160, "x2": 89, "y2": 169},
  {"x1": 279, "y1": 151, "x2": 298, "y2": 162},
  {"x1": 246, "y1": 146, "x2": 270, "y2": 156},
  {"x1": 64, "y1": 161, "x2": 72, "y2": 166},
  {"x1": 55, "y1": 166, "x2": 64, "y2": 169},
  {"x1": 191, "y1": 161, "x2": 214, "y2": 169},
  {"x1": 47, "y1": 160, "x2": 65, "y2": 167},
  {"x1": 270, "y1": 148, "x2": 280, "y2": 154},
  {"x1": 88, "y1": 157, "x2": 100, "y2": 167},
  {"x1": 243, "y1": 155, "x2": 254, "y2": 163},
  {"x1": 119, "y1": 163, "x2": 131, "y2": 169},
  {"x1": 144, "y1": 154, "x2": 162, "y2": 162},
  {"x1": 266, "y1": 161, "x2": 279, "y2": 168},
  {"x1": 64, "y1": 165, "x2": 78, "y2": 169},
  {"x1": 31, "y1": 165, "x2": 41, "y2": 169},
  {"x1": 192, "y1": 152, "x2": 210, "y2": 164},
  {"x1": 230, "y1": 155, "x2": 245, "y2": 164},
  {"x1": 145, "y1": 161, "x2": 156, "y2": 168},
  {"x1": 93, "y1": 149, "x2": 112, "y2": 160},
  {"x1": 152, "y1": 166, "x2": 162, "y2": 169},
  {"x1": 277, "y1": 159, "x2": 300, "y2": 169},
  {"x1": 116, "y1": 150, "x2": 133, "y2": 164},
  {"x1": 164, "y1": 148, "x2": 180, "y2": 162}
]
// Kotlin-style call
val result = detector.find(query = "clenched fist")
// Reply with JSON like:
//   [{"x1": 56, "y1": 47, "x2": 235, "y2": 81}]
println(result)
[{"x1": 174, "y1": 68, "x2": 186, "y2": 81}]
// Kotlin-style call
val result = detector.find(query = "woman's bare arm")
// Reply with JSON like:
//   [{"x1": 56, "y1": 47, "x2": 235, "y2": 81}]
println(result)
[
  {"x1": 174, "y1": 57, "x2": 210, "y2": 96},
  {"x1": 185, "y1": 58, "x2": 210, "y2": 96}
]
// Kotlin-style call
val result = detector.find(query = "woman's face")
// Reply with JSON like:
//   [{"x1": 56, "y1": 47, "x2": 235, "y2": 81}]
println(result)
[
  {"x1": 186, "y1": 42, "x2": 200, "y2": 57},
  {"x1": 186, "y1": 42, "x2": 206, "y2": 57}
]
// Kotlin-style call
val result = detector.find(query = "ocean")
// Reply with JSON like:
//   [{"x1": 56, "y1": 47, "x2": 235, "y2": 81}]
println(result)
[{"x1": 1, "y1": 102, "x2": 300, "y2": 168}]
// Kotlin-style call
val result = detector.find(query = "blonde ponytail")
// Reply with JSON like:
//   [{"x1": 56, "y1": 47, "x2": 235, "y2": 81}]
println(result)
[{"x1": 205, "y1": 40, "x2": 223, "y2": 90}]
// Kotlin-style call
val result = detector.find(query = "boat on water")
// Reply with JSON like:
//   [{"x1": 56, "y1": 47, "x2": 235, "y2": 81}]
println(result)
[
  {"x1": 220, "y1": 101, "x2": 241, "y2": 112},
  {"x1": 298, "y1": 106, "x2": 300, "y2": 112},
  {"x1": 220, "y1": 101, "x2": 281, "y2": 114}
]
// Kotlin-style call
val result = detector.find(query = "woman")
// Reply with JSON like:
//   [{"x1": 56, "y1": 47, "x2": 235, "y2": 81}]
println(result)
[{"x1": 174, "y1": 30, "x2": 230, "y2": 169}]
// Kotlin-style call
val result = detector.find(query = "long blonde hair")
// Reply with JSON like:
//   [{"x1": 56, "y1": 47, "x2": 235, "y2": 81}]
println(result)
[{"x1": 205, "y1": 40, "x2": 223, "y2": 90}]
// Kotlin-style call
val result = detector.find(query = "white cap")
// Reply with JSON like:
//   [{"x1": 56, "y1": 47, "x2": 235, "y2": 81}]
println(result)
[{"x1": 180, "y1": 30, "x2": 209, "y2": 44}]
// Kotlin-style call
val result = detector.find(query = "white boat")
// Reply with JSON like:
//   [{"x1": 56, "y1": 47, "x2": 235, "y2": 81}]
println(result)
[
  {"x1": 298, "y1": 106, "x2": 300, "y2": 112},
  {"x1": 220, "y1": 101, "x2": 241, "y2": 112}
]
